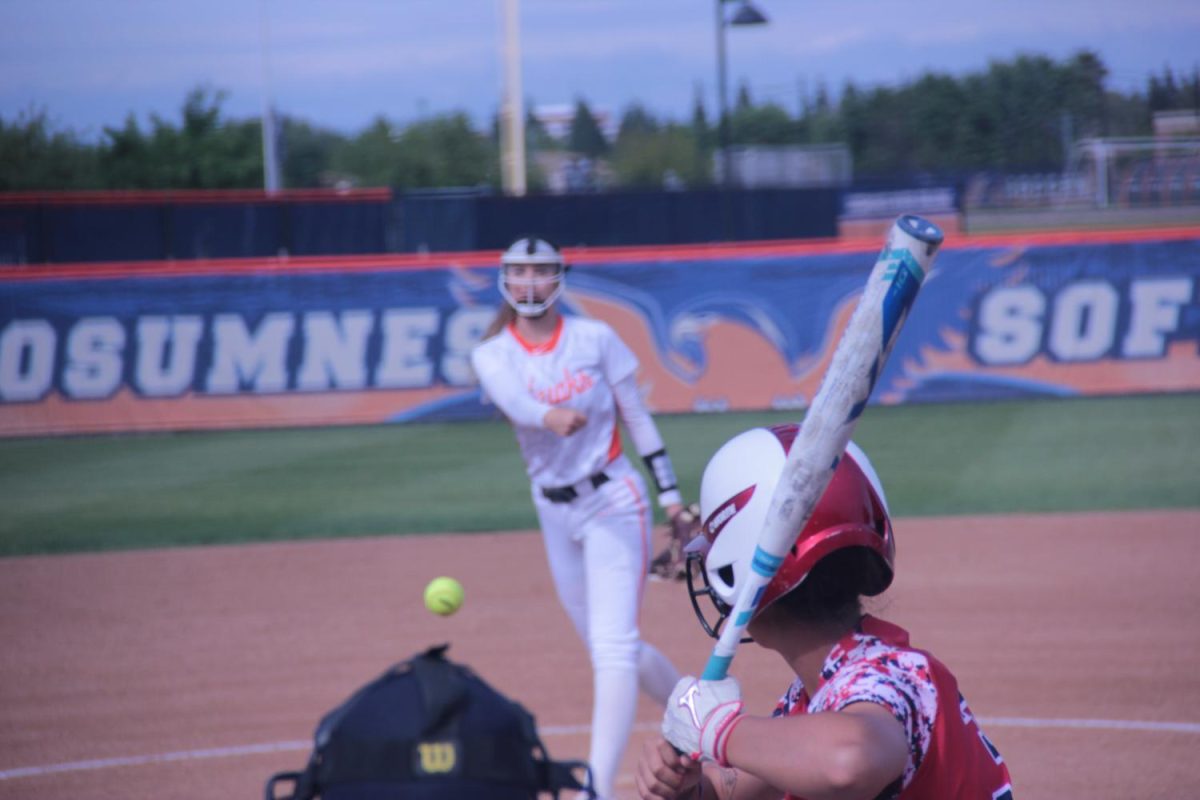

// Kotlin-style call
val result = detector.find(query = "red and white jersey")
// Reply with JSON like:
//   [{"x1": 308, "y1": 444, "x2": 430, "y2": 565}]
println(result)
[
  {"x1": 470, "y1": 315, "x2": 636, "y2": 488},
  {"x1": 773, "y1": 615, "x2": 1013, "y2": 800}
]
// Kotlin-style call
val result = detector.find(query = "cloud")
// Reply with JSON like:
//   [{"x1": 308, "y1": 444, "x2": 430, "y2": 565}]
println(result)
[{"x1": 3, "y1": 0, "x2": 1197, "y2": 133}]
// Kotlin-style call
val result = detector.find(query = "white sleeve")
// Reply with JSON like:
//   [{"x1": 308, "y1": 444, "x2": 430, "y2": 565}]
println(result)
[
  {"x1": 470, "y1": 346, "x2": 550, "y2": 429},
  {"x1": 611, "y1": 374, "x2": 661, "y2": 454},
  {"x1": 600, "y1": 323, "x2": 639, "y2": 385},
  {"x1": 612, "y1": 374, "x2": 682, "y2": 508}
]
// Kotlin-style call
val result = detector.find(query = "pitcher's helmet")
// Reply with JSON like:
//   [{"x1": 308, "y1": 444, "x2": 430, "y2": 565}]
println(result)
[
  {"x1": 498, "y1": 236, "x2": 567, "y2": 317},
  {"x1": 685, "y1": 424, "x2": 895, "y2": 638}
]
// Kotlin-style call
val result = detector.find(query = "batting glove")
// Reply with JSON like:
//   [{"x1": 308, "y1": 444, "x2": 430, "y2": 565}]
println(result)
[{"x1": 662, "y1": 676, "x2": 745, "y2": 767}]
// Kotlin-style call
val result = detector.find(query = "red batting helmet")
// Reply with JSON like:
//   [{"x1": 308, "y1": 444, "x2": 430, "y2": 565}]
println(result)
[{"x1": 685, "y1": 424, "x2": 895, "y2": 638}]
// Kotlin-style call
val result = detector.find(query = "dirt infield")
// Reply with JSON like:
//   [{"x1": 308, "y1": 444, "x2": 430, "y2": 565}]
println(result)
[{"x1": 2, "y1": 509, "x2": 1198, "y2": 799}]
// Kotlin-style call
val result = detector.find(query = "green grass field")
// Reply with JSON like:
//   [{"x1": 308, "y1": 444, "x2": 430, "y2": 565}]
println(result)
[{"x1": 1, "y1": 393, "x2": 1197, "y2": 557}]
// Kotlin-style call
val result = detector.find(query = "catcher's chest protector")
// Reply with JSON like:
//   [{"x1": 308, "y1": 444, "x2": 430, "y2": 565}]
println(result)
[{"x1": 265, "y1": 644, "x2": 593, "y2": 800}]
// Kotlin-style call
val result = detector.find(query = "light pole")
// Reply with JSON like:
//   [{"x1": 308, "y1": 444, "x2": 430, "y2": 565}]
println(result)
[
  {"x1": 715, "y1": 0, "x2": 768, "y2": 187},
  {"x1": 499, "y1": 0, "x2": 527, "y2": 196},
  {"x1": 257, "y1": 0, "x2": 282, "y2": 193}
]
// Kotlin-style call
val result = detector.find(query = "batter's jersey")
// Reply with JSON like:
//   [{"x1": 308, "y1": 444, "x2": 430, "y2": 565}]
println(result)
[
  {"x1": 470, "y1": 316, "x2": 635, "y2": 488},
  {"x1": 773, "y1": 615, "x2": 1013, "y2": 800}
]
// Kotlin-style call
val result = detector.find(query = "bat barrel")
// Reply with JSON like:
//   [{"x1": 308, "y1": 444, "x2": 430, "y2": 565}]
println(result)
[
  {"x1": 699, "y1": 212, "x2": 946, "y2": 683},
  {"x1": 896, "y1": 214, "x2": 945, "y2": 248}
]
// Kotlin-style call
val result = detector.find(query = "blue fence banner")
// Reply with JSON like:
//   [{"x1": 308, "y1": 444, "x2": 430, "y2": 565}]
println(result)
[{"x1": 1, "y1": 229, "x2": 1197, "y2": 436}]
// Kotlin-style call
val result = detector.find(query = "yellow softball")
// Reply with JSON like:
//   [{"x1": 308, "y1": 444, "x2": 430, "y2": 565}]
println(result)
[{"x1": 423, "y1": 576, "x2": 465, "y2": 616}]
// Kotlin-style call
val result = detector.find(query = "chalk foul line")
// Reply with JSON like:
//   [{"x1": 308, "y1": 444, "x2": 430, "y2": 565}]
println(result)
[
  {"x1": 0, "y1": 741, "x2": 311, "y2": 781},
  {"x1": 2, "y1": 716, "x2": 1198, "y2": 781}
]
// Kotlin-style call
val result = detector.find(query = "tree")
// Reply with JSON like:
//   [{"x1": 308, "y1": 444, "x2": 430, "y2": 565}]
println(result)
[
  {"x1": 0, "y1": 109, "x2": 100, "y2": 190},
  {"x1": 735, "y1": 82, "x2": 753, "y2": 112},
  {"x1": 690, "y1": 83, "x2": 712, "y2": 149},
  {"x1": 804, "y1": 80, "x2": 840, "y2": 143},
  {"x1": 97, "y1": 87, "x2": 262, "y2": 188},
  {"x1": 613, "y1": 106, "x2": 662, "y2": 186},
  {"x1": 98, "y1": 114, "x2": 152, "y2": 188},
  {"x1": 330, "y1": 116, "x2": 399, "y2": 187},
  {"x1": 841, "y1": 83, "x2": 917, "y2": 176},
  {"x1": 524, "y1": 105, "x2": 559, "y2": 152},
  {"x1": 1149, "y1": 66, "x2": 1200, "y2": 112},
  {"x1": 0, "y1": 51, "x2": 1181, "y2": 192},
  {"x1": 332, "y1": 113, "x2": 494, "y2": 189},
  {"x1": 407, "y1": 114, "x2": 494, "y2": 187},
  {"x1": 612, "y1": 123, "x2": 705, "y2": 188},
  {"x1": 805, "y1": 50, "x2": 1147, "y2": 175},
  {"x1": 279, "y1": 117, "x2": 341, "y2": 187},
  {"x1": 906, "y1": 74, "x2": 972, "y2": 171},
  {"x1": 568, "y1": 98, "x2": 609, "y2": 157},
  {"x1": 1060, "y1": 50, "x2": 1109, "y2": 139},
  {"x1": 730, "y1": 102, "x2": 795, "y2": 145},
  {"x1": 1148, "y1": 68, "x2": 1181, "y2": 112},
  {"x1": 689, "y1": 85, "x2": 714, "y2": 185},
  {"x1": 617, "y1": 103, "x2": 658, "y2": 141}
]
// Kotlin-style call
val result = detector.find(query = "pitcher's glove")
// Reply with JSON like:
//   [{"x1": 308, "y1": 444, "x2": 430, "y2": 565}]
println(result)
[{"x1": 650, "y1": 503, "x2": 700, "y2": 582}]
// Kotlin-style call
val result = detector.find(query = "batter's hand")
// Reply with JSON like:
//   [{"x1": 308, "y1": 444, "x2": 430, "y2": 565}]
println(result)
[
  {"x1": 543, "y1": 407, "x2": 587, "y2": 436},
  {"x1": 635, "y1": 737, "x2": 701, "y2": 799},
  {"x1": 663, "y1": 676, "x2": 744, "y2": 766}
]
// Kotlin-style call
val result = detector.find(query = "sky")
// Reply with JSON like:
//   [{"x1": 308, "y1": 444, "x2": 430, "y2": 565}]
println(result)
[{"x1": 2, "y1": 0, "x2": 1198, "y2": 140}]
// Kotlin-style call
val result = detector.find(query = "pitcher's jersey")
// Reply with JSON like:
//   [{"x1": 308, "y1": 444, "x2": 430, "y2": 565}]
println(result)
[
  {"x1": 774, "y1": 616, "x2": 1013, "y2": 800},
  {"x1": 470, "y1": 316, "x2": 636, "y2": 488}
]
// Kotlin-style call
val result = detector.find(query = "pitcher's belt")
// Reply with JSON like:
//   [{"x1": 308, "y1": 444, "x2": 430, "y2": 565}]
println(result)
[{"x1": 541, "y1": 470, "x2": 610, "y2": 503}]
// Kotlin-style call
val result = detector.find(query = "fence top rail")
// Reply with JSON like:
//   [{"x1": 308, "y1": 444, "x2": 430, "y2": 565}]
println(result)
[
  {"x1": 1, "y1": 225, "x2": 1196, "y2": 283},
  {"x1": 0, "y1": 188, "x2": 394, "y2": 207}
]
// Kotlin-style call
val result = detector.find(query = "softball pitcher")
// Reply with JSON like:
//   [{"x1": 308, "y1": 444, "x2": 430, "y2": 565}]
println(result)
[{"x1": 470, "y1": 236, "x2": 685, "y2": 799}]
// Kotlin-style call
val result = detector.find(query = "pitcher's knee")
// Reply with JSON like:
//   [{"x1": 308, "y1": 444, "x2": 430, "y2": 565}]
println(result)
[{"x1": 588, "y1": 633, "x2": 640, "y2": 671}]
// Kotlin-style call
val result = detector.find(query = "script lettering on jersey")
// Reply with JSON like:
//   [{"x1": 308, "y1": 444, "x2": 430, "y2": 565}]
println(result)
[{"x1": 528, "y1": 367, "x2": 595, "y2": 405}]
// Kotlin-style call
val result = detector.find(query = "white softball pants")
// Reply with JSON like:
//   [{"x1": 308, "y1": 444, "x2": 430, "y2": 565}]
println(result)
[{"x1": 532, "y1": 455, "x2": 680, "y2": 799}]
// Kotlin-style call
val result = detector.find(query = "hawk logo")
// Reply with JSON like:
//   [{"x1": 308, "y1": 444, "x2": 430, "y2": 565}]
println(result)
[{"x1": 415, "y1": 741, "x2": 458, "y2": 775}]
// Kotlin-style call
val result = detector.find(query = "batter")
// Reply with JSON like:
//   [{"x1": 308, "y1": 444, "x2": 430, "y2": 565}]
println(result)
[{"x1": 638, "y1": 424, "x2": 1014, "y2": 799}]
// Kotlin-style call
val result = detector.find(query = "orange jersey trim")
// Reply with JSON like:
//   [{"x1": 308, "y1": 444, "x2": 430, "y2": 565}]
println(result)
[
  {"x1": 607, "y1": 423, "x2": 623, "y2": 463},
  {"x1": 507, "y1": 316, "x2": 564, "y2": 355}
]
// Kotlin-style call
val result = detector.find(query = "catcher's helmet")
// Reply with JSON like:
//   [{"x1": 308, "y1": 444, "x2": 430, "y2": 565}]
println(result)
[
  {"x1": 498, "y1": 236, "x2": 567, "y2": 317},
  {"x1": 685, "y1": 424, "x2": 894, "y2": 638}
]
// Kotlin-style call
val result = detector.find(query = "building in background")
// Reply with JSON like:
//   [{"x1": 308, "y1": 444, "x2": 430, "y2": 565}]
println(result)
[
  {"x1": 716, "y1": 144, "x2": 852, "y2": 189},
  {"x1": 532, "y1": 104, "x2": 617, "y2": 142}
]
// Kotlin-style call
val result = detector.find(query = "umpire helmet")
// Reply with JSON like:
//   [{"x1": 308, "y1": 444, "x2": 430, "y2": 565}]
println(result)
[{"x1": 685, "y1": 424, "x2": 895, "y2": 638}]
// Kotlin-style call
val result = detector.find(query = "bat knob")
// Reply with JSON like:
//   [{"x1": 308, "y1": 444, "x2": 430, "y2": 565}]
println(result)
[{"x1": 897, "y1": 214, "x2": 945, "y2": 247}]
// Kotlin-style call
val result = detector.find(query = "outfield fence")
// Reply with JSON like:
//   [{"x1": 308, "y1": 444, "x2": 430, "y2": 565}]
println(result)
[{"x1": 0, "y1": 227, "x2": 1197, "y2": 437}]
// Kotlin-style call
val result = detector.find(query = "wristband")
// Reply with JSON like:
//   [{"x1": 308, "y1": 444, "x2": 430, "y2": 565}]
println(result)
[
  {"x1": 712, "y1": 709, "x2": 746, "y2": 767},
  {"x1": 642, "y1": 448, "x2": 679, "y2": 494}
]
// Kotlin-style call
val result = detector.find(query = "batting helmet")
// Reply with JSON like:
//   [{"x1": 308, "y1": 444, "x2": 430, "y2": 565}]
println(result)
[
  {"x1": 498, "y1": 236, "x2": 567, "y2": 317},
  {"x1": 685, "y1": 424, "x2": 895, "y2": 638}
]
